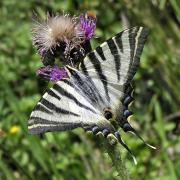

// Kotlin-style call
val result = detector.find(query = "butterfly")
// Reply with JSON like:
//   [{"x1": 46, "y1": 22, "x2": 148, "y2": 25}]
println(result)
[{"x1": 28, "y1": 27, "x2": 155, "y2": 163}]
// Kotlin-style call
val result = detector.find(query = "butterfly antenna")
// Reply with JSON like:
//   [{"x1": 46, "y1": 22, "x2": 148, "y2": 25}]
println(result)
[
  {"x1": 123, "y1": 123, "x2": 156, "y2": 149},
  {"x1": 114, "y1": 132, "x2": 137, "y2": 165}
]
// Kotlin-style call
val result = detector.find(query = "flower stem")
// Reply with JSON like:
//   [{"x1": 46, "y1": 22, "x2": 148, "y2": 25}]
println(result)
[{"x1": 100, "y1": 137, "x2": 131, "y2": 180}]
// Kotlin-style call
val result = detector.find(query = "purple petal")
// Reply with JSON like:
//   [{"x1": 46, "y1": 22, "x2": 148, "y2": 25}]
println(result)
[
  {"x1": 79, "y1": 13, "x2": 96, "y2": 40},
  {"x1": 37, "y1": 66, "x2": 67, "y2": 81}
]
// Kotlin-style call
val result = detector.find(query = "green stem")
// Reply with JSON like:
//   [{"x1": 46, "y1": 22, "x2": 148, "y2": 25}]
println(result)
[{"x1": 100, "y1": 138, "x2": 131, "y2": 180}]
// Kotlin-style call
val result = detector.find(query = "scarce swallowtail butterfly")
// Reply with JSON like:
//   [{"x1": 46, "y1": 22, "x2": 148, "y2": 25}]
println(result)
[{"x1": 28, "y1": 27, "x2": 156, "y2": 163}]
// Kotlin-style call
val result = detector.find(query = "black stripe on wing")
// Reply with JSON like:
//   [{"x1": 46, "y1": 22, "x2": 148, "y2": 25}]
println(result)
[
  {"x1": 40, "y1": 98, "x2": 80, "y2": 117},
  {"x1": 96, "y1": 46, "x2": 106, "y2": 61},
  {"x1": 28, "y1": 116, "x2": 60, "y2": 126},
  {"x1": 115, "y1": 32, "x2": 123, "y2": 53},
  {"x1": 87, "y1": 52, "x2": 110, "y2": 101},
  {"x1": 131, "y1": 27, "x2": 149, "y2": 75},
  {"x1": 28, "y1": 117, "x2": 82, "y2": 134},
  {"x1": 128, "y1": 27, "x2": 139, "y2": 73},
  {"x1": 61, "y1": 78, "x2": 75, "y2": 88},
  {"x1": 107, "y1": 38, "x2": 121, "y2": 81},
  {"x1": 68, "y1": 67, "x2": 105, "y2": 105},
  {"x1": 33, "y1": 104, "x2": 52, "y2": 114},
  {"x1": 125, "y1": 27, "x2": 149, "y2": 82},
  {"x1": 53, "y1": 83, "x2": 97, "y2": 114},
  {"x1": 47, "y1": 89, "x2": 61, "y2": 100},
  {"x1": 80, "y1": 60, "x2": 88, "y2": 76}
]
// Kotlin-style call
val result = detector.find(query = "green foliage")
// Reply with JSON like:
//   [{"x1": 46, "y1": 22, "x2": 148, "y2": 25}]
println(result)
[{"x1": 0, "y1": 0, "x2": 179, "y2": 179}]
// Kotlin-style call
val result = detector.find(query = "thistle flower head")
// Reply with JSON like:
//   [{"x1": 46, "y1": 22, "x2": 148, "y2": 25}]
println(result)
[
  {"x1": 37, "y1": 66, "x2": 67, "y2": 81},
  {"x1": 79, "y1": 11, "x2": 97, "y2": 40},
  {"x1": 32, "y1": 11, "x2": 97, "y2": 66},
  {"x1": 32, "y1": 13, "x2": 84, "y2": 57}
]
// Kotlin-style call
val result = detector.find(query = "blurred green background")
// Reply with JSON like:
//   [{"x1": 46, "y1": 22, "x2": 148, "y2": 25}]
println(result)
[{"x1": 0, "y1": 0, "x2": 179, "y2": 179}]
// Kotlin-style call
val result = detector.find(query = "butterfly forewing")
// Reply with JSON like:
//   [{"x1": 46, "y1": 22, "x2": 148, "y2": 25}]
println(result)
[
  {"x1": 79, "y1": 26, "x2": 149, "y2": 120},
  {"x1": 79, "y1": 27, "x2": 149, "y2": 85}
]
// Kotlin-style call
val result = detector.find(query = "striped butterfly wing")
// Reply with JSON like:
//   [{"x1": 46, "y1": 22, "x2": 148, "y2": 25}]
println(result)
[
  {"x1": 79, "y1": 26, "x2": 149, "y2": 125},
  {"x1": 28, "y1": 27, "x2": 148, "y2": 136},
  {"x1": 28, "y1": 77, "x2": 114, "y2": 134},
  {"x1": 80, "y1": 27, "x2": 148, "y2": 86}
]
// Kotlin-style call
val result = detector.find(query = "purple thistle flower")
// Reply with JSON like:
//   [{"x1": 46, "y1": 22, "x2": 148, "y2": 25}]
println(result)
[
  {"x1": 37, "y1": 65, "x2": 67, "y2": 81},
  {"x1": 79, "y1": 12, "x2": 97, "y2": 40}
]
